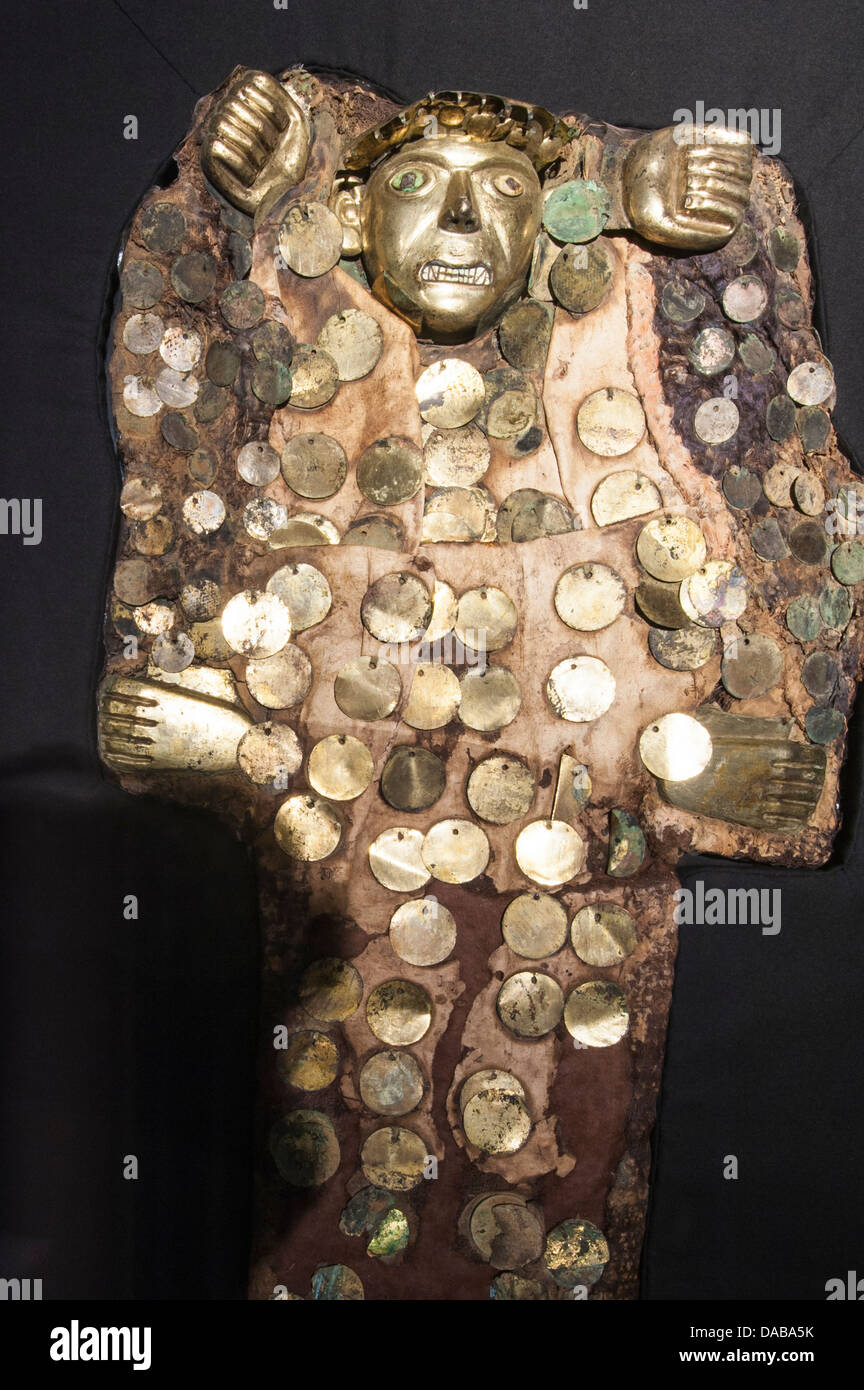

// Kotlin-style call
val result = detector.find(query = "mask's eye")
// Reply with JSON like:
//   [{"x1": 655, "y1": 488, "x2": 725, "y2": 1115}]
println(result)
[
  {"x1": 492, "y1": 173, "x2": 524, "y2": 197},
  {"x1": 390, "y1": 168, "x2": 427, "y2": 193}
]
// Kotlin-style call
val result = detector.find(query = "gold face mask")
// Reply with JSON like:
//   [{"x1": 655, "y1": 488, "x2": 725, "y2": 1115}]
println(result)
[{"x1": 354, "y1": 137, "x2": 542, "y2": 340}]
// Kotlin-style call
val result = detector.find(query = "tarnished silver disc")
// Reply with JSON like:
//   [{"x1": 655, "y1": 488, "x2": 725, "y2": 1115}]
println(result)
[
  {"x1": 721, "y1": 634, "x2": 783, "y2": 699},
  {"x1": 497, "y1": 970, "x2": 564, "y2": 1038},
  {"x1": 182, "y1": 490, "x2": 226, "y2": 536},
  {"x1": 123, "y1": 312, "x2": 163, "y2": 355},
  {"x1": 361, "y1": 572, "x2": 432, "y2": 644},
  {"x1": 422, "y1": 820, "x2": 490, "y2": 884},
  {"x1": 246, "y1": 643, "x2": 313, "y2": 708},
  {"x1": 237, "y1": 440, "x2": 280, "y2": 486},
  {"x1": 123, "y1": 375, "x2": 162, "y2": 417},
  {"x1": 221, "y1": 589, "x2": 292, "y2": 657},
  {"x1": 389, "y1": 897, "x2": 457, "y2": 967},
  {"x1": 763, "y1": 462, "x2": 802, "y2": 508},
  {"x1": 721, "y1": 274, "x2": 768, "y2": 322},
  {"x1": 546, "y1": 656, "x2": 616, "y2": 722},
  {"x1": 423, "y1": 424, "x2": 491, "y2": 487},
  {"x1": 357, "y1": 437, "x2": 423, "y2": 506},
  {"x1": 554, "y1": 563, "x2": 626, "y2": 632},
  {"x1": 636, "y1": 515, "x2": 707, "y2": 581},
  {"x1": 160, "y1": 323, "x2": 202, "y2": 372},
  {"x1": 577, "y1": 387, "x2": 645, "y2": 457},
  {"x1": 269, "y1": 513, "x2": 340, "y2": 547},
  {"x1": 151, "y1": 631, "x2": 194, "y2": 673},
  {"x1": 307, "y1": 734, "x2": 374, "y2": 800},
  {"x1": 266, "y1": 563, "x2": 332, "y2": 631},
  {"x1": 564, "y1": 981, "x2": 629, "y2": 1047},
  {"x1": 467, "y1": 755, "x2": 535, "y2": 825},
  {"x1": 786, "y1": 360, "x2": 834, "y2": 406},
  {"x1": 402, "y1": 663, "x2": 461, "y2": 730},
  {"x1": 359, "y1": 1050, "x2": 425, "y2": 1116},
  {"x1": 694, "y1": 397, "x2": 739, "y2": 445},
  {"x1": 237, "y1": 722, "x2": 303, "y2": 786},
  {"x1": 639, "y1": 713, "x2": 713, "y2": 781},
  {"x1": 679, "y1": 560, "x2": 749, "y2": 627},
  {"x1": 455, "y1": 586, "x2": 518, "y2": 653},
  {"x1": 277, "y1": 201, "x2": 343, "y2": 277},
  {"x1": 415, "y1": 359, "x2": 485, "y2": 428},
  {"x1": 360, "y1": 1126, "x2": 428, "y2": 1191},
  {"x1": 648, "y1": 626, "x2": 717, "y2": 671},
  {"x1": 590, "y1": 470, "x2": 661, "y2": 527},
  {"x1": 317, "y1": 308, "x2": 383, "y2": 381},
  {"x1": 274, "y1": 794, "x2": 342, "y2": 861},
  {"x1": 120, "y1": 476, "x2": 162, "y2": 521},
  {"x1": 368, "y1": 827, "x2": 430, "y2": 892},
  {"x1": 156, "y1": 367, "x2": 198, "y2": 408},
  {"x1": 242, "y1": 497, "x2": 289, "y2": 541},
  {"x1": 515, "y1": 819, "x2": 586, "y2": 887},
  {"x1": 459, "y1": 667, "x2": 521, "y2": 731},
  {"x1": 287, "y1": 346, "x2": 339, "y2": 410},
  {"x1": 334, "y1": 656, "x2": 401, "y2": 721},
  {"x1": 280, "y1": 432, "x2": 347, "y2": 499},
  {"x1": 689, "y1": 326, "x2": 736, "y2": 376},
  {"x1": 570, "y1": 903, "x2": 637, "y2": 967},
  {"x1": 502, "y1": 893, "x2": 568, "y2": 959}
]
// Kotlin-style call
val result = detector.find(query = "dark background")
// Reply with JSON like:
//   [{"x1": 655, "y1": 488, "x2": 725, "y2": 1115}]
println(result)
[{"x1": 1, "y1": 0, "x2": 862, "y2": 1300}]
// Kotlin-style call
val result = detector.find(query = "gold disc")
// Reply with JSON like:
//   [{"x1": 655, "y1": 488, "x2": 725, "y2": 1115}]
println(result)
[
  {"x1": 554, "y1": 563, "x2": 627, "y2": 632},
  {"x1": 469, "y1": 1194, "x2": 544, "y2": 1269},
  {"x1": 648, "y1": 626, "x2": 717, "y2": 671},
  {"x1": 422, "y1": 819, "x2": 490, "y2": 884},
  {"x1": 402, "y1": 663, "x2": 461, "y2": 729},
  {"x1": 359, "y1": 1050, "x2": 425, "y2": 1117},
  {"x1": 467, "y1": 755, "x2": 536, "y2": 825},
  {"x1": 515, "y1": 819, "x2": 586, "y2": 887},
  {"x1": 334, "y1": 656, "x2": 401, "y2": 722},
  {"x1": 269, "y1": 512, "x2": 341, "y2": 547},
  {"x1": 280, "y1": 1030, "x2": 339, "y2": 1091},
  {"x1": 544, "y1": 1218, "x2": 609, "y2": 1289},
  {"x1": 577, "y1": 387, "x2": 646, "y2": 457},
  {"x1": 563, "y1": 981, "x2": 629, "y2": 1047},
  {"x1": 246, "y1": 644, "x2": 313, "y2": 709},
  {"x1": 416, "y1": 358, "x2": 485, "y2": 428},
  {"x1": 266, "y1": 562, "x2": 332, "y2": 631},
  {"x1": 546, "y1": 656, "x2": 616, "y2": 722},
  {"x1": 368, "y1": 827, "x2": 430, "y2": 892},
  {"x1": 307, "y1": 733, "x2": 374, "y2": 801},
  {"x1": 496, "y1": 971, "x2": 564, "y2": 1038},
  {"x1": 462, "y1": 1089, "x2": 531, "y2": 1154},
  {"x1": 502, "y1": 892, "x2": 569, "y2": 959},
  {"x1": 221, "y1": 589, "x2": 292, "y2": 658},
  {"x1": 357, "y1": 437, "x2": 423, "y2": 506},
  {"x1": 274, "y1": 794, "x2": 342, "y2": 861},
  {"x1": 269, "y1": 1109, "x2": 340, "y2": 1188},
  {"x1": 287, "y1": 346, "x2": 339, "y2": 409},
  {"x1": 634, "y1": 576, "x2": 692, "y2": 629},
  {"x1": 455, "y1": 586, "x2": 518, "y2": 653},
  {"x1": 458, "y1": 666, "x2": 522, "y2": 731},
  {"x1": 366, "y1": 979, "x2": 432, "y2": 1045},
  {"x1": 460, "y1": 1069, "x2": 525, "y2": 1111},
  {"x1": 389, "y1": 896, "x2": 457, "y2": 966},
  {"x1": 277, "y1": 201, "x2": 343, "y2": 277},
  {"x1": 360, "y1": 1126, "x2": 428, "y2": 1190},
  {"x1": 424, "y1": 580, "x2": 458, "y2": 643},
  {"x1": 590, "y1": 470, "x2": 662, "y2": 527},
  {"x1": 298, "y1": 957, "x2": 362, "y2": 1022},
  {"x1": 361, "y1": 572, "x2": 433, "y2": 644},
  {"x1": 570, "y1": 903, "x2": 638, "y2": 966},
  {"x1": 316, "y1": 308, "x2": 383, "y2": 381},
  {"x1": 237, "y1": 722, "x2": 303, "y2": 786},
  {"x1": 423, "y1": 424, "x2": 491, "y2": 487},
  {"x1": 639, "y1": 713, "x2": 713, "y2": 781},
  {"x1": 381, "y1": 746, "x2": 446, "y2": 812},
  {"x1": 636, "y1": 515, "x2": 707, "y2": 582},
  {"x1": 280, "y1": 433, "x2": 348, "y2": 499}
]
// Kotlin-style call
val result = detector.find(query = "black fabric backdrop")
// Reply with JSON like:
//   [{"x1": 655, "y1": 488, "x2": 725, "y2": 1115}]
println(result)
[{"x1": 1, "y1": 0, "x2": 862, "y2": 1300}]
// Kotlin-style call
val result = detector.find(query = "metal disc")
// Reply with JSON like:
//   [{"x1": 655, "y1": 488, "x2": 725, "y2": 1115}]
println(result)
[
  {"x1": 415, "y1": 359, "x2": 485, "y2": 428},
  {"x1": 121, "y1": 260, "x2": 163, "y2": 308},
  {"x1": 298, "y1": 957, "x2": 363, "y2": 1022},
  {"x1": 689, "y1": 326, "x2": 735, "y2": 376},
  {"x1": 270, "y1": 512, "x2": 342, "y2": 549},
  {"x1": 170, "y1": 251, "x2": 216, "y2": 304},
  {"x1": 280, "y1": 1030, "x2": 339, "y2": 1091},
  {"x1": 660, "y1": 276, "x2": 705, "y2": 324},
  {"x1": 361, "y1": 572, "x2": 432, "y2": 644},
  {"x1": 462, "y1": 1090, "x2": 531, "y2": 1154},
  {"x1": 549, "y1": 242, "x2": 612, "y2": 315},
  {"x1": 237, "y1": 722, "x2": 303, "y2": 786},
  {"x1": 679, "y1": 561, "x2": 749, "y2": 627},
  {"x1": 123, "y1": 312, "x2": 163, "y2": 355},
  {"x1": 763, "y1": 462, "x2": 802, "y2": 508},
  {"x1": 648, "y1": 626, "x2": 717, "y2": 671},
  {"x1": 498, "y1": 298, "x2": 553, "y2": 370},
  {"x1": 120, "y1": 476, "x2": 162, "y2": 521},
  {"x1": 342, "y1": 515, "x2": 404, "y2": 550},
  {"x1": 460, "y1": 1069, "x2": 525, "y2": 1111},
  {"x1": 786, "y1": 595, "x2": 821, "y2": 641},
  {"x1": 502, "y1": 893, "x2": 568, "y2": 959},
  {"x1": 359, "y1": 1050, "x2": 425, "y2": 1116},
  {"x1": 831, "y1": 541, "x2": 864, "y2": 586},
  {"x1": 637, "y1": 515, "x2": 707, "y2": 581},
  {"x1": 368, "y1": 827, "x2": 430, "y2": 892},
  {"x1": 140, "y1": 201, "x2": 186, "y2": 253},
  {"x1": 274, "y1": 794, "x2": 342, "y2": 861},
  {"x1": 266, "y1": 563, "x2": 332, "y2": 631},
  {"x1": 220, "y1": 280, "x2": 265, "y2": 330},
  {"x1": 421, "y1": 819, "x2": 490, "y2": 884},
  {"x1": 280, "y1": 433, "x2": 348, "y2": 499},
  {"x1": 246, "y1": 644, "x2": 313, "y2": 709},
  {"x1": 639, "y1": 713, "x2": 713, "y2": 781},
  {"x1": 221, "y1": 589, "x2": 292, "y2": 657},
  {"x1": 634, "y1": 575, "x2": 692, "y2": 629},
  {"x1": 151, "y1": 632, "x2": 193, "y2": 672},
  {"x1": 317, "y1": 308, "x2": 383, "y2": 380},
  {"x1": 515, "y1": 819, "x2": 586, "y2": 887},
  {"x1": 360, "y1": 1126, "x2": 427, "y2": 1191},
  {"x1": 722, "y1": 274, "x2": 768, "y2": 322},
  {"x1": 425, "y1": 580, "x2": 459, "y2": 643},
  {"x1": 307, "y1": 734, "x2": 374, "y2": 800},
  {"x1": 334, "y1": 656, "x2": 401, "y2": 721},
  {"x1": 381, "y1": 746, "x2": 446, "y2": 812},
  {"x1": 123, "y1": 375, "x2": 162, "y2": 417},
  {"x1": 467, "y1": 755, "x2": 535, "y2": 825},
  {"x1": 389, "y1": 897, "x2": 457, "y2": 967},
  {"x1": 357, "y1": 437, "x2": 423, "y2": 506},
  {"x1": 801, "y1": 650, "x2": 839, "y2": 701},
  {"x1": 510, "y1": 495, "x2": 573, "y2": 541},
  {"x1": 206, "y1": 340, "x2": 241, "y2": 387},
  {"x1": 554, "y1": 563, "x2": 626, "y2": 631},
  {"x1": 590, "y1": 470, "x2": 661, "y2": 527},
  {"x1": 544, "y1": 1218, "x2": 609, "y2": 1289},
  {"x1": 738, "y1": 333, "x2": 775, "y2": 375},
  {"x1": 570, "y1": 903, "x2": 637, "y2": 966},
  {"x1": 287, "y1": 346, "x2": 339, "y2": 409},
  {"x1": 277, "y1": 202, "x2": 343, "y2": 277},
  {"x1": 546, "y1": 656, "x2": 616, "y2": 722},
  {"x1": 458, "y1": 667, "x2": 522, "y2": 731},
  {"x1": 251, "y1": 319, "x2": 294, "y2": 366},
  {"x1": 721, "y1": 634, "x2": 783, "y2": 698},
  {"x1": 723, "y1": 465, "x2": 762, "y2": 511},
  {"x1": 455, "y1": 586, "x2": 518, "y2": 653},
  {"x1": 242, "y1": 497, "x2": 288, "y2": 541},
  {"x1": 694, "y1": 397, "x2": 739, "y2": 445},
  {"x1": 402, "y1": 663, "x2": 461, "y2": 730},
  {"x1": 366, "y1": 979, "x2": 432, "y2": 1046},
  {"x1": 423, "y1": 423, "x2": 491, "y2": 487},
  {"x1": 496, "y1": 971, "x2": 564, "y2": 1038},
  {"x1": 237, "y1": 441, "x2": 280, "y2": 486},
  {"x1": 468, "y1": 1192, "x2": 544, "y2": 1268},
  {"x1": 786, "y1": 361, "x2": 834, "y2": 406},
  {"x1": 577, "y1": 387, "x2": 645, "y2": 457},
  {"x1": 269, "y1": 1110, "x2": 339, "y2": 1188},
  {"x1": 563, "y1": 980, "x2": 629, "y2": 1047}
]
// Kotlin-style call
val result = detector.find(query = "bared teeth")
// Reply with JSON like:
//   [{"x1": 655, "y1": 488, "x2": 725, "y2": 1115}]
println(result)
[{"x1": 420, "y1": 261, "x2": 492, "y2": 286}]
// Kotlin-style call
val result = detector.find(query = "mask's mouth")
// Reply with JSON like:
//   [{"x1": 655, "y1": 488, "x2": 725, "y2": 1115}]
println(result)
[{"x1": 419, "y1": 260, "x2": 493, "y2": 287}]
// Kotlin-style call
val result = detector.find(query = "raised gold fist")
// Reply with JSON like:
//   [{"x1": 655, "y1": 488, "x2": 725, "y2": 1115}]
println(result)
[
  {"x1": 201, "y1": 68, "x2": 311, "y2": 216},
  {"x1": 622, "y1": 123, "x2": 754, "y2": 251}
]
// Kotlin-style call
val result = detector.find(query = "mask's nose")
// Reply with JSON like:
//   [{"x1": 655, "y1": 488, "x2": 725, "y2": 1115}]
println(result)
[{"x1": 437, "y1": 170, "x2": 481, "y2": 233}]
